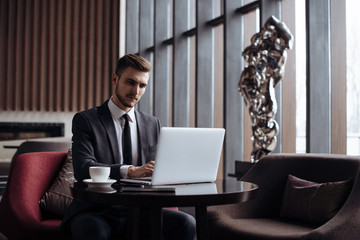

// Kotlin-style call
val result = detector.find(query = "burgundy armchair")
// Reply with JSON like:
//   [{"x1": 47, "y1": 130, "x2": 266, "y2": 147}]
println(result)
[{"x1": 0, "y1": 151, "x2": 71, "y2": 240}]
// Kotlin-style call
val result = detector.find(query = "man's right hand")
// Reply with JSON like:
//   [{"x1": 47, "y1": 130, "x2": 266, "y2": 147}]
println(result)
[{"x1": 127, "y1": 160, "x2": 155, "y2": 178}]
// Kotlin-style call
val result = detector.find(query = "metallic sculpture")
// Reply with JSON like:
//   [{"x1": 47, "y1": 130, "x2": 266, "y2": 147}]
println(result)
[{"x1": 238, "y1": 16, "x2": 293, "y2": 162}]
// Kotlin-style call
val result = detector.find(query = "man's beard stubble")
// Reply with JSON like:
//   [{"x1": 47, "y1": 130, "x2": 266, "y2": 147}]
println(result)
[{"x1": 115, "y1": 83, "x2": 136, "y2": 109}]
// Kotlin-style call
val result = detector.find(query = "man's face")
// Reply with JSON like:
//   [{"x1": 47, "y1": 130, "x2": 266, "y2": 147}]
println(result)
[{"x1": 112, "y1": 67, "x2": 149, "y2": 112}]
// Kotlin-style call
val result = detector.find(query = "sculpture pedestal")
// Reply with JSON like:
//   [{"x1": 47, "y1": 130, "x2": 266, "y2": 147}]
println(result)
[{"x1": 228, "y1": 161, "x2": 255, "y2": 180}]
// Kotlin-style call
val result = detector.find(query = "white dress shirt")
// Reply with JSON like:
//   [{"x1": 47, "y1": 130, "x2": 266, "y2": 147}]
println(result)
[{"x1": 108, "y1": 97, "x2": 139, "y2": 178}]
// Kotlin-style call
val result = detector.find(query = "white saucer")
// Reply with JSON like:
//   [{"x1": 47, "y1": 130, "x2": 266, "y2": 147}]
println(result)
[{"x1": 83, "y1": 178, "x2": 116, "y2": 187}]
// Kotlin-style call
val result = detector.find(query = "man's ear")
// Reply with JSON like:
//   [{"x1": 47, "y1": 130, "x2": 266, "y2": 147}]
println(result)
[{"x1": 111, "y1": 74, "x2": 118, "y2": 86}]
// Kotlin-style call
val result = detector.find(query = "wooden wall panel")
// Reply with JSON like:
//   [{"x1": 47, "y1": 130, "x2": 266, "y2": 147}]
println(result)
[
  {"x1": 31, "y1": 0, "x2": 40, "y2": 111},
  {"x1": 16, "y1": 0, "x2": 25, "y2": 111},
  {"x1": 102, "y1": 0, "x2": 111, "y2": 103},
  {"x1": 282, "y1": 0, "x2": 297, "y2": 153},
  {"x1": 0, "y1": 0, "x2": 120, "y2": 112},
  {"x1": 0, "y1": 0, "x2": 9, "y2": 110},
  {"x1": 331, "y1": 0, "x2": 347, "y2": 154},
  {"x1": 39, "y1": 0, "x2": 48, "y2": 111},
  {"x1": 47, "y1": 0, "x2": 56, "y2": 111},
  {"x1": 63, "y1": 0, "x2": 73, "y2": 112}
]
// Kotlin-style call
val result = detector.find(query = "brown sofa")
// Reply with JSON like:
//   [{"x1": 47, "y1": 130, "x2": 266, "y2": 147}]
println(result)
[{"x1": 208, "y1": 153, "x2": 360, "y2": 240}]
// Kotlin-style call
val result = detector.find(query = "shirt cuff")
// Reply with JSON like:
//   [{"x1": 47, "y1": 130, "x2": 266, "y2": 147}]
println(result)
[{"x1": 120, "y1": 165, "x2": 131, "y2": 178}]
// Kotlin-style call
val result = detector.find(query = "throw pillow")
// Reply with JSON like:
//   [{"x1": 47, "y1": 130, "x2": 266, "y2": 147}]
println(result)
[
  {"x1": 39, "y1": 149, "x2": 75, "y2": 216},
  {"x1": 280, "y1": 174, "x2": 352, "y2": 226}
]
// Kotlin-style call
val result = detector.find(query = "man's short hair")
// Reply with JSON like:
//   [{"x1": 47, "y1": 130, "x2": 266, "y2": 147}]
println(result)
[{"x1": 115, "y1": 54, "x2": 152, "y2": 76}]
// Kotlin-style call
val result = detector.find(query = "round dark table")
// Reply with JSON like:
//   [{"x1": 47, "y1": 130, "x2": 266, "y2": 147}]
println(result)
[{"x1": 72, "y1": 179, "x2": 258, "y2": 240}]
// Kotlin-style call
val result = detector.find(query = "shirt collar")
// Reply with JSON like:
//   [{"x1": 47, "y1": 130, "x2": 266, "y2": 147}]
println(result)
[{"x1": 108, "y1": 97, "x2": 135, "y2": 123}]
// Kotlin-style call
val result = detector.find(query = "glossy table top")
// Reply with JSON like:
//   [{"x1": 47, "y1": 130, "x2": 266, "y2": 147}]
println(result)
[{"x1": 73, "y1": 179, "x2": 258, "y2": 208}]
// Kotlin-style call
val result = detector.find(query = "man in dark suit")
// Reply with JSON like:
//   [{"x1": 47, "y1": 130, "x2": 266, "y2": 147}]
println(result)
[{"x1": 62, "y1": 54, "x2": 196, "y2": 240}]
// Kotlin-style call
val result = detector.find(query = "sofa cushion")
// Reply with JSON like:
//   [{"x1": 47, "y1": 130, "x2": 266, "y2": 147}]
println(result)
[
  {"x1": 39, "y1": 149, "x2": 74, "y2": 216},
  {"x1": 280, "y1": 174, "x2": 352, "y2": 226}
]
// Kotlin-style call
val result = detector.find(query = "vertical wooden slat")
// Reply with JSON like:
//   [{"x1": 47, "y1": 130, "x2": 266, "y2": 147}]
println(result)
[
  {"x1": 54, "y1": 0, "x2": 59, "y2": 111},
  {"x1": 154, "y1": 0, "x2": 171, "y2": 126},
  {"x1": 111, "y1": 0, "x2": 120, "y2": 82},
  {"x1": 85, "y1": 0, "x2": 94, "y2": 109},
  {"x1": 77, "y1": 0, "x2": 83, "y2": 110},
  {"x1": 282, "y1": 0, "x2": 296, "y2": 153},
  {"x1": 39, "y1": 0, "x2": 48, "y2": 111},
  {"x1": 224, "y1": 0, "x2": 244, "y2": 178},
  {"x1": 23, "y1": 0, "x2": 33, "y2": 111},
  {"x1": 47, "y1": 0, "x2": 56, "y2": 111},
  {"x1": 84, "y1": 0, "x2": 92, "y2": 110},
  {"x1": 35, "y1": 0, "x2": 42, "y2": 111},
  {"x1": 31, "y1": 0, "x2": 41, "y2": 111},
  {"x1": 173, "y1": 0, "x2": 190, "y2": 127},
  {"x1": 78, "y1": 0, "x2": 88, "y2": 110},
  {"x1": 60, "y1": 0, "x2": 66, "y2": 111},
  {"x1": 34, "y1": 0, "x2": 41, "y2": 110},
  {"x1": 102, "y1": 0, "x2": 111, "y2": 102},
  {"x1": 331, "y1": 0, "x2": 346, "y2": 154},
  {"x1": 63, "y1": 0, "x2": 73, "y2": 111},
  {"x1": 6, "y1": 0, "x2": 17, "y2": 110},
  {"x1": 189, "y1": 36, "x2": 196, "y2": 127},
  {"x1": 11, "y1": 0, "x2": 25, "y2": 110},
  {"x1": 213, "y1": 24, "x2": 224, "y2": 129},
  {"x1": 0, "y1": 0, "x2": 9, "y2": 110},
  {"x1": 92, "y1": 0, "x2": 97, "y2": 107},
  {"x1": 71, "y1": 0, "x2": 80, "y2": 111},
  {"x1": 16, "y1": 0, "x2": 26, "y2": 110},
  {"x1": 56, "y1": 0, "x2": 65, "y2": 111},
  {"x1": 196, "y1": 0, "x2": 214, "y2": 127},
  {"x1": 214, "y1": 24, "x2": 224, "y2": 179},
  {"x1": 95, "y1": 0, "x2": 104, "y2": 106},
  {"x1": 138, "y1": 0, "x2": 154, "y2": 115},
  {"x1": 77, "y1": 0, "x2": 82, "y2": 110},
  {"x1": 168, "y1": 44, "x2": 173, "y2": 126}
]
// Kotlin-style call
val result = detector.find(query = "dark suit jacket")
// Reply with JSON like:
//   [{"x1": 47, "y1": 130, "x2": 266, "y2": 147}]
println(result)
[{"x1": 61, "y1": 100, "x2": 161, "y2": 229}]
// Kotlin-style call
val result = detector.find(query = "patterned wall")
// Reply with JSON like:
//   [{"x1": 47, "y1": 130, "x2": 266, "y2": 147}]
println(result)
[{"x1": 0, "y1": 0, "x2": 120, "y2": 112}]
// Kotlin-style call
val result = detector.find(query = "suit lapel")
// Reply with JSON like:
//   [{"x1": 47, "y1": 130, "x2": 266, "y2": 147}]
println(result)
[
  {"x1": 135, "y1": 109, "x2": 148, "y2": 166},
  {"x1": 98, "y1": 100, "x2": 121, "y2": 164}
]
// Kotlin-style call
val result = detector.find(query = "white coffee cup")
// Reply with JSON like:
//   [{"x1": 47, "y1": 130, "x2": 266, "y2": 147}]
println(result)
[{"x1": 89, "y1": 166, "x2": 110, "y2": 182}]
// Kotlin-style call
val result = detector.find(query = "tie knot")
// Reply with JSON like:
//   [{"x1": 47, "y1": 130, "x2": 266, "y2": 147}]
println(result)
[{"x1": 122, "y1": 114, "x2": 130, "y2": 122}]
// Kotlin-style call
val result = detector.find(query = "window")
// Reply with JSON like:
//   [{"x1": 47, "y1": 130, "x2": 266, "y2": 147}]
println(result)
[
  {"x1": 295, "y1": 0, "x2": 306, "y2": 153},
  {"x1": 346, "y1": 0, "x2": 360, "y2": 155},
  {"x1": 122, "y1": 0, "x2": 356, "y2": 178}
]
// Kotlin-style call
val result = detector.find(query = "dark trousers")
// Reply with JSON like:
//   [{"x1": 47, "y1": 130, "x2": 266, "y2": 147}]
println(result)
[{"x1": 70, "y1": 207, "x2": 196, "y2": 240}]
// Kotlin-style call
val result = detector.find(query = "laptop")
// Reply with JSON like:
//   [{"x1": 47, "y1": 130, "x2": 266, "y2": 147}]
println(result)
[{"x1": 120, "y1": 127, "x2": 225, "y2": 186}]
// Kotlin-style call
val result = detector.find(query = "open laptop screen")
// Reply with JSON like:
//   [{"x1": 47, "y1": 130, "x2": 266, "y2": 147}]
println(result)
[
  {"x1": 151, "y1": 127, "x2": 225, "y2": 185},
  {"x1": 120, "y1": 127, "x2": 225, "y2": 186}
]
